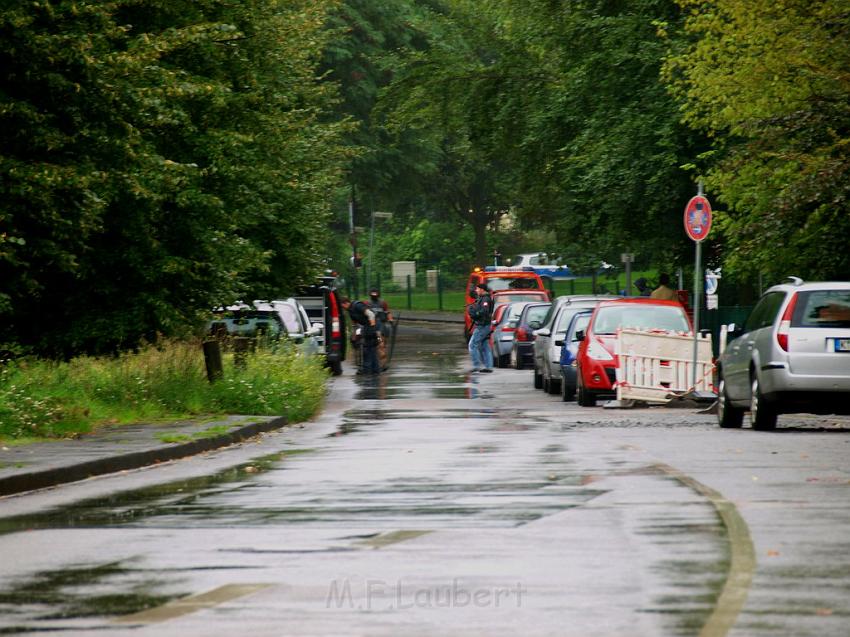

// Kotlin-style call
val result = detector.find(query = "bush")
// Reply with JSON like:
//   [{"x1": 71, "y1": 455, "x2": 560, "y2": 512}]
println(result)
[{"x1": 0, "y1": 340, "x2": 328, "y2": 441}]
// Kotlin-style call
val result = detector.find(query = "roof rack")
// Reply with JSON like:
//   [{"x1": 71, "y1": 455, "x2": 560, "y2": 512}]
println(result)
[{"x1": 785, "y1": 276, "x2": 804, "y2": 286}]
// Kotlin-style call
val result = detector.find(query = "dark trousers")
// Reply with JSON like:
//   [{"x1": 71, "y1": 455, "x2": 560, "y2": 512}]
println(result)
[{"x1": 361, "y1": 341, "x2": 380, "y2": 374}]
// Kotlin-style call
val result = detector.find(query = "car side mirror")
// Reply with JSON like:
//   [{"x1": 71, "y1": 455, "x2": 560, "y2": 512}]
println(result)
[
  {"x1": 554, "y1": 340, "x2": 564, "y2": 347},
  {"x1": 575, "y1": 330, "x2": 585, "y2": 342},
  {"x1": 311, "y1": 322, "x2": 324, "y2": 333},
  {"x1": 535, "y1": 327, "x2": 551, "y2": 337},
  {"x1": 726, "y1": 323, "x2": 743, "y2": 338},
  {"x1": 529, "y1": 321, "x2": 542, "y2": 329}
]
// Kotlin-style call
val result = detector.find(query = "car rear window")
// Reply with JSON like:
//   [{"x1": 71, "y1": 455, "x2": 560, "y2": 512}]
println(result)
[
  {"x1": 486, "y1": 277, "x2": 543, "y2": 292},
  {"x1": 793, "y1": 290, "x2": 850, "y2": 328},
  {"x1": 593, "y1": 305, "x2": 690, "y2": 335},
  {"x1": 495, "y1": 292, "x2": 547, "y2": 303}
]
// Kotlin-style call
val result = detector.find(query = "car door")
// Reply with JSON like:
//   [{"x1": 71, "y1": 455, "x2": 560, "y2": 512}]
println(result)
[{"x1": 724, "y1": 291, "x2": 786, "y2": 399}]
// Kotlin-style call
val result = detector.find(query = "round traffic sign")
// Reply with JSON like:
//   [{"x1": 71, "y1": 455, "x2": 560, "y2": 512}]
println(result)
[{"x1": 684, "y1": 195, "x2": 712, "y2": 242}]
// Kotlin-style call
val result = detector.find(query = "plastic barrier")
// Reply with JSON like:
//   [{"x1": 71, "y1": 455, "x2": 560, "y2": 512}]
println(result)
[{"x1": 615, "y1": 329, "x2": 714, "y2": 403}]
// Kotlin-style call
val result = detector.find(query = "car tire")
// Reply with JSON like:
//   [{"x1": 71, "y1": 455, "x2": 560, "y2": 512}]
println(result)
[
  {"x1": 577, "y1": 374, "x2": 596, "y2": 407},
  {"x1": 717, "y1": 374, "x2": 743, "y2": 428},
  {"x1": 546, "y1": 373, "x2": 560, "y2": 395},
  {"x1": 750, "y1": 375, "x2": 778, "y2": 430},
  {"x1": 329, "y1": 360, "x2": 343, "y2": 377},
  {"x1": 498, "y1": 352, "x2": 510, "y2": 368},
  {"x1": 491, "y1": 347, "x2": 501, "y2": 368},
  {"x1": 533, "y1": 365, "x2": 543, "y2": 389},
  {"x1": 512, "y1": 348, "x2": 522, "y2": 370},
  {"x1": 561, "y1": 376, "x2": 575, "y2": 402}
]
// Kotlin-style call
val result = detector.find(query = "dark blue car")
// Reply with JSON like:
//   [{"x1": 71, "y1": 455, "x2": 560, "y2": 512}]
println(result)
[{"x1": 558, "y1": 310, "x2": 593, "y2": 401}]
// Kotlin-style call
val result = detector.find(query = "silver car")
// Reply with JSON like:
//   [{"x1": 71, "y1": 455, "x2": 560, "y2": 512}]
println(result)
[
  {"x1": 532, "y1": 295, "x2": 618, "y2": 394},
  {"x1": 717, "y1": 279, "x2": 850, "y2": 430}
]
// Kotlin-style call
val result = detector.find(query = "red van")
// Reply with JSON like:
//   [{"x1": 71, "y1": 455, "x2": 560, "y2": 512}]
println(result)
[{"x1": 464, "y1": 267, "x2": 549, "y2": 339}]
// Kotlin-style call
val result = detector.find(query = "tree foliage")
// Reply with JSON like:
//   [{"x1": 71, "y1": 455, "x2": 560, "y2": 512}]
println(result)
[
  {"x1": 1, "y1": 0, "x2": 350, "y2": 356},
  {"x1": 664, "y1": 0, "x2": 850, "y2": 280}
]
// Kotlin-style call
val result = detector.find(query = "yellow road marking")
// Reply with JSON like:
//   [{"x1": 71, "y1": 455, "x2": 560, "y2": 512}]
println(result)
[
  {"x1": 654, "y1": 463, "x2": 756, "y2": 637},
  {"x1": 357, "y1": 529, "x2": 431, "y2": 548},
  {"x1": 114, "y1": 583, "x2": 272, "y2": 624}
]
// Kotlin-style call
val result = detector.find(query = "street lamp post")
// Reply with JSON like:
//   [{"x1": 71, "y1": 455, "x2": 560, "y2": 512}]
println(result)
[{"x1": 368, "y1": 211, "x2": 393, "y2": 291}]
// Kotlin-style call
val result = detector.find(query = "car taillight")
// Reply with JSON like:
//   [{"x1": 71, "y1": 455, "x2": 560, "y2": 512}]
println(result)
[
  {"x1": 516, "y1": 327, "x2": 529, "y2": 341},
  {"x1": 329, "y1": 293, "x2": 341, "y2": 339},
  {"x1": 776, "y1": 292, "x2": 798, "y2": 352}
]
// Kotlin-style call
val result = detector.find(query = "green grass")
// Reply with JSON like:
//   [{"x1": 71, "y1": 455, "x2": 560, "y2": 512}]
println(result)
[{"x1": 0, "y1": 340, "x2": 328, "y2": 442}]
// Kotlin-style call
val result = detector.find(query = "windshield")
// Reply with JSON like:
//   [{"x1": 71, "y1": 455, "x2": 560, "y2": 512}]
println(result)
[
  {"x1": 524, "y1": 305, "x2": 550, "y2": 326},
  {"x1": 793, "y1": 290, "x2": 850, "y2": 328},
  {"x1": 486, "y1": 277, "x2": 543, "y2": 292},
  {"x1": 593, "y1": 304, "x2": 690, "y2": 335},
  {"x1": 274, "y1": 305, "x2": 301, "y2": 332},
  {"x1": 572, "y1": 314, "x2": 592, "y2": 341}
]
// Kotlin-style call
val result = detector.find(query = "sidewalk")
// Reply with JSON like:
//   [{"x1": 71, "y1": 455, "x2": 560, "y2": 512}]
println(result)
[{"x1": 0, "y1": 415, "x2": 287, "y2": 498}]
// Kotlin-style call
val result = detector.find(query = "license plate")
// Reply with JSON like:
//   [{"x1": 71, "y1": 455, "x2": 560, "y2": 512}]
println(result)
[{"x1": 836, "y1": 338, "x2": 850, "y2": 352}]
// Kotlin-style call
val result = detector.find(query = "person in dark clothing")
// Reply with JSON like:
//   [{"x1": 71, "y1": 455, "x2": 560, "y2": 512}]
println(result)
[
  {"x1": 341, "y1": 297, "x2": 381, "y2": 374},
  {"x1": 467, "y1": 282, "x2": 494, "y2": 373},
  {"x1": 368, "y1": 288, "x2": 394, "y2": 370}
]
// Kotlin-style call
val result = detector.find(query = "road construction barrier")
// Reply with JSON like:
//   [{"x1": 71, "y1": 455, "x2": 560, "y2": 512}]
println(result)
[{"x1": 615, "y1": 329, "x2": 714, "y2": 403}]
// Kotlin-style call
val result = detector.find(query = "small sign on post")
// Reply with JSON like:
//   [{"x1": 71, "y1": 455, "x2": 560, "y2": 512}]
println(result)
[{"x1": 684, "y1": 187, "x2": 712, "y2": 391}]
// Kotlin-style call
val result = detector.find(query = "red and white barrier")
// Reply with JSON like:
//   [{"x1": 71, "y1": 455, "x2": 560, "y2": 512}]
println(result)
[{"x1": 615, "y1": 329, "x2": 715, "y2": 403}]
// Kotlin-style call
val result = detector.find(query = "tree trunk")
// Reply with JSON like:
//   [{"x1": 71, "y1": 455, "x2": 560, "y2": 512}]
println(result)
[{"x1": 472, "y1": 209, "x2": 487, "y2": 266}]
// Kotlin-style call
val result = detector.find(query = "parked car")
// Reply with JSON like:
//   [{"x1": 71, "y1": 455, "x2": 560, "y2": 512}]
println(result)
[
  {"x1": 208, "y1": 299, "x2": 322, "y2": 356},
  {"x1": 575, "y1": 298, "x2": 692, "y2": 406},
  {"x1": 489, "y1": 302, "x2": 530, "y2": 367},
  {"x1": 510, "y1": 302, "x2": 551, "y2": 369},
  {"x1": 532, "y1": 295, "x2": 618, "y2": 393},
  {"x1": 255, "y1": 299, "x2": 323, "y2": 357},
  {"x1": 716, "y1": 279, "x2": 850, "y2": 430},
  {"x1": 558, "y1": 310, "x2": 594, "y2": 401},
  {"x1": 491, "y1": 289, "x2": 550, "y2": 310},
  {"x1": 464, "y1": 267, "x2": 549, "y2": 339},
  {"x1": 294, "y1": 273, "x2": 348, "y2": 375}
]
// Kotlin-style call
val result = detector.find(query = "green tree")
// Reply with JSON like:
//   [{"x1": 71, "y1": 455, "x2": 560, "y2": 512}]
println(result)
[
  {"x1": 664, "y1": 0, "x2": 850, "y2": 280},
  {"x1": 0, "y1": 0, "x2": 349, "y2": 356}
]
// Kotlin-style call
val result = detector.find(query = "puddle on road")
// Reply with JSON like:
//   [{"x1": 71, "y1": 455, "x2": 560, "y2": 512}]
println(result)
[
  {"x1": 0, "y1": 560, "x2": 184, "y2": 629},
  {"x1": 0, "y1": 451, "x2": 304, "y2": 536}
]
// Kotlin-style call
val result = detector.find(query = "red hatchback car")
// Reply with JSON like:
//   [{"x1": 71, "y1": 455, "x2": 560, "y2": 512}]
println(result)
[{"x1": 575, "y1": 298, "x2": 692, "y2": 406}]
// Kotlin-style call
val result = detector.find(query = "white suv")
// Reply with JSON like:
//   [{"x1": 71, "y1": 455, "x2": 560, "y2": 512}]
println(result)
[{"x1": 717, "y1": 279, "x2": 850, "y2": 429}]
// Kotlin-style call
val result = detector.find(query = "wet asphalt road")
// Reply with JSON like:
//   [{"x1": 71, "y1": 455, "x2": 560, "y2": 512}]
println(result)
[{"x1": 0, "y1": 322, "x2": 849, "y2": 636}]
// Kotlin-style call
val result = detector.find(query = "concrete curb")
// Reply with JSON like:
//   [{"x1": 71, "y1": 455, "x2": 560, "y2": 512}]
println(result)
[{"x1": 0, "y1": 416, "x2": 287, "y2": 498}]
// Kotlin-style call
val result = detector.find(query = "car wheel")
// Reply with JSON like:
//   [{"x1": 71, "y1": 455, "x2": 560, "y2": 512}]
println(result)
[
  {"x1": 561, "y1": 376, "x2": 575, "y2": 402},
  {"x1": 542, "y1": 374, "x2": 550, "y2": 393},
  {"x1": 750, "y1": 375, "x2": 778, "y2": 430},
  {"x1": 513, "y1": 348, "x2": 522, "y2": 370},
  {"x1": 329, "y1": 360, "x2": 343, "y2": 377},
  {"x1": 498, "y1": 352, "x2": 510, "y2": 368},
  {"x1": 546, "y1": 373, "x2": 560, "y2": 395},
  {"x1": 577, "y1": 373, "x2": 596, "y2": 407},
  {"x1": 717, "y1": 374, "x2": 743, "y2": 428},
  {"x1": 491, "y1": 347, "x2": 501, "y2": 368},
  {"x1": 533, "y1": 365, "x2": 543, "y2": 389}
]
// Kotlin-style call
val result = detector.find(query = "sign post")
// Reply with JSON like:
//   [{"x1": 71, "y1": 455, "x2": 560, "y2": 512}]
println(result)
[{"x1": 683, "y1": 183, "x2": 712, "y2": 389}]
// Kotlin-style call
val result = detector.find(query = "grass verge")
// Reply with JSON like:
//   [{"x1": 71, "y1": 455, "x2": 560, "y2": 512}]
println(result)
[{"x1": 0, "y1": 340, "x2": 328, "y2": 442}]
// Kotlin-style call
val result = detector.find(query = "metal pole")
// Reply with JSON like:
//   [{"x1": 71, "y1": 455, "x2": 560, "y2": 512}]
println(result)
[
  {"x1": 437, "y1": 268, "x2": 443, "y2": 311},
  {"x1": 692, "y1": 240, "x2": 703, "y2": 388},
  {"x1": 349, "y1": 187, "x2": 358, "y2": 299},
  {"x1": 406, "y1": 274, "x2": 412, "y2": 309},
  {"x1": 625, "y1": 261, "x2": 632, "y2": 296}
]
